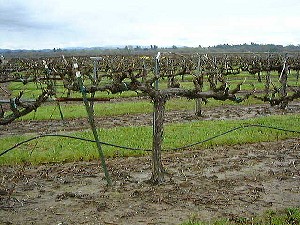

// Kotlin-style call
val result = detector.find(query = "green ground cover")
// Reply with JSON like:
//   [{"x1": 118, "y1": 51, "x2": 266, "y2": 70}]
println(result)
[
  {"x1": 181, "y1": 207, "x2": 300, "y2": 225},
  {"x1": 1, "y1": 114, "x2": 299, "y2": 165},
  {"x1": 13, "y1": 97, "x2": 264, "y2": 121}
]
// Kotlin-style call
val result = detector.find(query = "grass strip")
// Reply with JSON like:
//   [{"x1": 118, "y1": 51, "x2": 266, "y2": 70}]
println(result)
[
  {"x1": 17, "y1": 97, "x2": 264, "y2": 121},
  {"x1": 181, "y1": 207, "x2": 300, "y2": 225},
  {"x1": 0, "y1": 114, "x2": 299, "y2": 165}
]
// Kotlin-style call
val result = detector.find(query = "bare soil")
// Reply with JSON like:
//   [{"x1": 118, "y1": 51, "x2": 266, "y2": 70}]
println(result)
[
  {"x1": 0, "y1": 100, "x2": 300, "y2": 224},
  {"x1": 0, "y1": 138, "x2": 300, "y2": 225}
]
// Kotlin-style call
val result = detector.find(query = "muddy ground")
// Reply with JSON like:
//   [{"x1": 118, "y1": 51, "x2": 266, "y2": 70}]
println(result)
[
  {"x1": 0, "y1": 100, "x2": 300, "y2": 224},
  {"x1": 0, "y1": 138, "x2": 300, "y2": 225}
]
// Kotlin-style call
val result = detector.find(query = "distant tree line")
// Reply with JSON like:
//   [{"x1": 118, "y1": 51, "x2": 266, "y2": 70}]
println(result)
[
  {"x1": 1, "y1": 43, "x2": 300, "y2": 58},
  {"x1": 203, "y1": 43, "x2": 300, "y2": 53}
]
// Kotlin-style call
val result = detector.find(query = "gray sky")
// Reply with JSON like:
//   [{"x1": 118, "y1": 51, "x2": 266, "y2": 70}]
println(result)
[{"x1": 1, "y1": 0, "x2": 300, "y2": 49}]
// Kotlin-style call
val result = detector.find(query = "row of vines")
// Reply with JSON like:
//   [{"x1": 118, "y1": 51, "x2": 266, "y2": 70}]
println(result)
[{"x1": 1, "y1": 52, "x2": 300, "y2": 184}]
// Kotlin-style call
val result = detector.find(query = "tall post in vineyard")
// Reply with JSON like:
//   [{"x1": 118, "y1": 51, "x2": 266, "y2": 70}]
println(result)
[
  {"x1": 195, "y1": 54, "x2": 203, "y2": 116},
  {"x1": 265, "y1": 53, "x2": 271, "y2": 97},
  {"x1": 151, "y1": 52, "x2": 165, "y2": 184},
  {"x1": 154, "y1": 52, "x2": 160, "y2": 90},
  {"x1": 279, "y1": 56, "x2": 289, "y2": 109},
  {"x1": 74, "y1": 62, "x2": 112, "y2": 186},
  {"x1": 90, "y1": 57, "x2": 102, "y2": 114}
]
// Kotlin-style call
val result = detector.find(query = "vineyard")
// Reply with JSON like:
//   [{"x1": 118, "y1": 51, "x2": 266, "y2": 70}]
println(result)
[{"x1": 0, "y1": 52, "x2": 300, "y2": 224}]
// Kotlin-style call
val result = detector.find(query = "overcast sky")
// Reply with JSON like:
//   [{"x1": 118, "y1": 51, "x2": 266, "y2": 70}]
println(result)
[{"x1": 1, "y1": 0, "x2": 300, "y2": 49}]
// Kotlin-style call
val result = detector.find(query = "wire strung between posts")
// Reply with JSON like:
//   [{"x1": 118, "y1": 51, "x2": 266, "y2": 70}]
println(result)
[
  {"x1": 0, "y1": 134, "x2": 151, "y2": 157},
  {"x1": 167, "y1": 124, "x2": 300, "y2": 151},
  {"x1": 0, "y1": 124, "x2": 300, "y2": 157}
]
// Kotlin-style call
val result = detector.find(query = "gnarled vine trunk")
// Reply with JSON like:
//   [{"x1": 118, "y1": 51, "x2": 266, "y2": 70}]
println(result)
[{"x1": 150, "y1": 94, "x2": 166, "y2": 184}]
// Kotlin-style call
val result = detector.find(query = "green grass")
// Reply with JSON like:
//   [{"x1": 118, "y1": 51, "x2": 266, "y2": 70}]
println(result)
[
  {"x1": 20, "y1": 100, "x2": 154, "y2": 120},
  {"x1": 17, "y1": 96, "x2": 264, "y2": 121},
  {"x1": 0, "y1": 114, "x2": 299, "y2": 165},
  {"x1": 181, "y1": 207, "x2": 300, "y2": 225}
]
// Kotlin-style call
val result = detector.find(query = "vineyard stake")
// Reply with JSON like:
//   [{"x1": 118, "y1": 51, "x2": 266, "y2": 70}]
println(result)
[
  {"x1": 56, "y1": 101, "x2": 64, "y2": 121},
  {"x1": 90, "y1": 57, "x2": 102, "y2": 111},
  {"x1": 279, "y1": 55, "x2": 289, "y2": 109},
  {"x1": 154, "y1": 52, "x2": 160, "y2": 89},
  {"x1": 75, "y1": 64, "x2": 112, "y2": 186},
  {"x1": 195, "y1": 54, "x2": 203, "y2": 116},
  {"x1": 153, "y1": 52, "x2": 161, "y2": 130}
]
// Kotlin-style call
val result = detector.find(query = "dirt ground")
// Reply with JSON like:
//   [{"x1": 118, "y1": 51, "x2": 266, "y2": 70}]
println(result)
[
  {"x1": 0, "y1": 100, "x2": 300, "y2": 224},
  {"x1": 0, "y1": 138, "x2": 300, "y2": 225}
]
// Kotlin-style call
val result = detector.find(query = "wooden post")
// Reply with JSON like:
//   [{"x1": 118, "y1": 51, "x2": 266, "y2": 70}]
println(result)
[
  {"x1": 279, "y1": 57, "x2": 289, "y2": 109},
  {"x1": 195, "y1": 98, "x2": 202, "y2": 116},
  {"x1": 195, "y1": 55, "x2": 203, "y2": 116},
  {"x1": 265, "y1": 54, "x2": 271, "y2": 96},
  {"x1": 90, "y1": 57, "x2": 102, "y2": 112}
]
